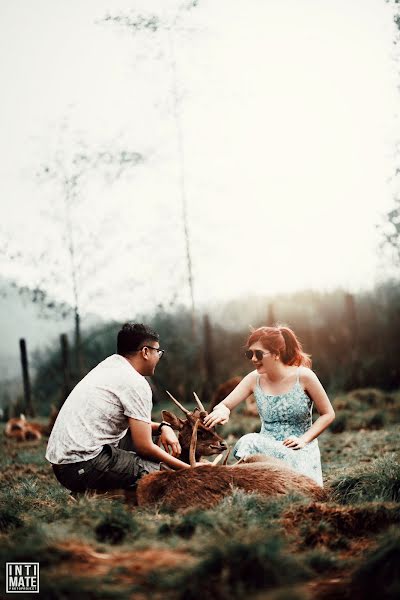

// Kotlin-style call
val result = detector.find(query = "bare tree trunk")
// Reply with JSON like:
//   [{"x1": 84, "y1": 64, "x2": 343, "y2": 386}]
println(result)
[
  {"x1": 64, "y1": 195, "x2": 84, "y2": 377},
  {"x1": 74, "y1": 307, "x2": 84, "y2": 378},
  {"x1": 167, "y1": 29, "x2": 196, "y2": 338},
  {"x1": 19, "y1": 338, "x2": 34, "y2": 417},
  {"x1": 60, "y1": 333, "x2": 71, "y2": 407},
  {"x1": 267, "y1": 303, "x2": 276, "y2": 326}
]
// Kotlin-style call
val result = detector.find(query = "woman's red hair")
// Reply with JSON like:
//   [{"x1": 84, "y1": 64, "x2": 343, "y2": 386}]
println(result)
[{"x1": 246, "y1": 325, "x2": 311, "y2": 368}]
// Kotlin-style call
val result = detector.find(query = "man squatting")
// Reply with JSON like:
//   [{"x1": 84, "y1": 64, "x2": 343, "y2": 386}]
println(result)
[{"x1": 46, "y1": 323, "x2": 197, "y2": 492}]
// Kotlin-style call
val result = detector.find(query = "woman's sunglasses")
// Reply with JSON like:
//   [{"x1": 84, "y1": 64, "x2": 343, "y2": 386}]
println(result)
[{"x1": 244, "y1": 349, "x2": 270, "y2": 361}]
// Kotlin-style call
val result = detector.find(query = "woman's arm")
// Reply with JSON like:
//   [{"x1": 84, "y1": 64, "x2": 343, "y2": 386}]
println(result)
[
  {"x1": 203, "y1": 372, "x2": 256, "y2": 427},
  {"x1": 283, "y1": 369, "x2": 335, "y2": 450}
]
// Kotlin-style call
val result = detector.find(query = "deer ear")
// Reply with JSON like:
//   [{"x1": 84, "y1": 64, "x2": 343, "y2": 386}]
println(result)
[
  {"x1": 193, "y1": 407, "x2": 208, "y2": 421},
  {"x1": 161, "y1": 410, "x2": 185, "y2": 430}
]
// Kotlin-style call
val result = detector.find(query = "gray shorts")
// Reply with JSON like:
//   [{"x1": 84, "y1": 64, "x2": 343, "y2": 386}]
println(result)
[{"x1": 52, "y1": 434, "x2": 160, "y2": 492}]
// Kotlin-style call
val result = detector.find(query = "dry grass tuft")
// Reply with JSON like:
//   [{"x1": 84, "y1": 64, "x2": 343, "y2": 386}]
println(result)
[
  {"x1": 284, "y1": 501, "x2": 400, "y2": 544},
  {"x1": 52, "y1": 539, "x2": 193, "y2": 583}
]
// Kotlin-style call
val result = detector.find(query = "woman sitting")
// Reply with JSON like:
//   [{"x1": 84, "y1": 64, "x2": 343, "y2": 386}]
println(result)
[{"x1": 204, "y1": 326, "x2": 335, "y2": 486}]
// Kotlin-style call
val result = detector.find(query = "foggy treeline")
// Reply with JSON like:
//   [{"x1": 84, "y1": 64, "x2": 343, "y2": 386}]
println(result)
[{"x1": 24, "y1": 279, "x2": 400, "y2": 416}]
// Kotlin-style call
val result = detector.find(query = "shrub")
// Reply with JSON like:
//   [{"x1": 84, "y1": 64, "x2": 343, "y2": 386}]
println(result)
[
  {"x1": 158, "y1": 511, "x2": 214, "y2": 539},
  {"x1": 266, "y1": 590, "x2": 308, "y2": 600},
  {"x1": 349, "y1": 527, "x2": 400, "y2": 600},
  {"x1": 329, "y1": 454, "x2": 400, "y2": 504},
  {"x1": 349, "y1": 388, "x2": 390, "y2": 407},
  {"x1": 303, "y1": 549, "x2": 341, "y2": 574},
  {"x1": 299, "y1": 519, "x2": 336, "y2": 548},
  {"x1": 216, "y1": 489, "x2": 292, "y2": 520},
  {"x1": 210, "y1": 489, "x2": 306, "y2": 533},
  {"x1": 330, "y1": 412, "x2": 348, "y2": 434},
  {"x1": 291, "y1": 501, "x2": 400, "y2": 543},
  {"x1": 0, "y1": 524, "x2": 71, "y2": 566},
  {"x1": 365, "y1": 410, "x2": 386, "y2": 430},
  {"x1": 0, "y1": 508, "x2": 24, "y2": 532},
  {"x1": 155, "y1": 536, "x2": 310, "y2": 600},
  {"x1": 157, "y1": 491, "x2": 296, "y2": 541},
  {"x1": 28, "y1": 574, "x2": 122, "y2": 600},
  {"x1": 94, "y1": 505, "x2": 139, "y2": 545},
  {"x1": 332, "y1": 395, "x2": 362, "y2": 411}
]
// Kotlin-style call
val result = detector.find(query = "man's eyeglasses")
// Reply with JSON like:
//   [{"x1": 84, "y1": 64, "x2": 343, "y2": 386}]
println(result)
[
  {"x1": 245, "y1": 349, "x2": 270, "y2": 361},
  {"x1": 141, "y1": 345, "x2": 165, "y2": 359}
]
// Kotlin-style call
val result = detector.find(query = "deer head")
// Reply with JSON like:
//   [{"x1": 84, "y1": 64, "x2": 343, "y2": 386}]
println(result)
[{"x1": 162, "y1": 391, "x2": 227, "y2": 466}]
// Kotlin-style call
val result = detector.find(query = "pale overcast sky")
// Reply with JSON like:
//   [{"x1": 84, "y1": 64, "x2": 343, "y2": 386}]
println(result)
[{"x1": 0, "y1": 0, "x2": 398, "y2": 320}]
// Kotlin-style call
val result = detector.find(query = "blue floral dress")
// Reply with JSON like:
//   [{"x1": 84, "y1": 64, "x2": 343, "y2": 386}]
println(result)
[{"x1": 233, "y1": 368, "x2": 323, "y2": 486}]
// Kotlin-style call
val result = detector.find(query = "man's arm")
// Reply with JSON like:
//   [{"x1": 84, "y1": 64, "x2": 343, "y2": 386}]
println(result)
[
  {"x1": 151, "y1": 421, "x2": 181, "y2": 457},
  {"x1": 151, "y1": 422, "x2": 161, "y2": 434},
  {"x1": 129, "y1": 418, "x2": 189, "y2": 470}
]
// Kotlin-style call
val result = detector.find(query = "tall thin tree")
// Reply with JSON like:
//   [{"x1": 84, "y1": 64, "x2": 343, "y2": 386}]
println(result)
[{"x1": 104, "y1": 1, "x2": 199, "y2": 337}]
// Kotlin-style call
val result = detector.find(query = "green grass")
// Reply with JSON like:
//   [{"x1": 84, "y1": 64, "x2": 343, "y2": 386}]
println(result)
[
  {"x1": 329, "y1": 453, "x2": 400, "y2": 504},
  {"x1": 150, "y1": 535, "x2": 311, "y2": 600},
  {"x1": 330, "y1": 389, "x2": 399, "y2": 433},
  {"x1": 0, "y1": 389, "x2": 399, "y2": 599},
  {"x1": 302, "y1": 548, "x2": 343, "y2": 574},
  {"x1": 94, "y1": 503, "x2": 141, "y2": 544},
  {"x1": 348, "y1": 527, "x2": 400, "y2": 600}
]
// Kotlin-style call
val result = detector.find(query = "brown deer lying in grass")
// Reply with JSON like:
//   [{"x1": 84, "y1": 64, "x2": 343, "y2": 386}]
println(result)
[
  {"x1": 5, "y1": 414, "x2": 42, "y2": 441},
  {"x1": 135, "y1": 392, "x2": 326, "y2": 510},
  {"x1": 4, "y1": 407, "x2": 59, "y2": 442}
]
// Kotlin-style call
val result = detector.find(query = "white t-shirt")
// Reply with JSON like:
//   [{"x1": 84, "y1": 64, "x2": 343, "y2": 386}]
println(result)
[{"x1": 45, "y1": 354, "x2": 152, "y2": 464}]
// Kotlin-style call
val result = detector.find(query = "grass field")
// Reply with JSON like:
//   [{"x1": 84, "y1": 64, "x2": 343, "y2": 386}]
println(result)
[{"x1": 0, "y1": 388, "x2": 399, "y2": 600}]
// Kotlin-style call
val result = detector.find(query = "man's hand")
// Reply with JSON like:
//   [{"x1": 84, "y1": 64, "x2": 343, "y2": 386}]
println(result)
[
  {"x1": 282, "y1": 436, "x2": 306, "y2": 450},
  {"x1": 160, "y1": 426, "x2": 181, "y2": 457}
]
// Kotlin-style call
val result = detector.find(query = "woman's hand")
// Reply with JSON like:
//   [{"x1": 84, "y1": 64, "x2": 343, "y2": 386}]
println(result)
[
  {"x1": 282, "y1": 436, "x2": 306, "y2": 450},
  {"x1": 203, "y1": 404, "x2": 231, "y2": 427},
  {"x1": 160, "y1": 427, "x2": 181, "y2": 457}
]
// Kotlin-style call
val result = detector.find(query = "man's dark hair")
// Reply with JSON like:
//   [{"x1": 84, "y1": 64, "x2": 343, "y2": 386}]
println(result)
[{"x1": 117, "y1": 323, "x2": 159, "y2": 356}]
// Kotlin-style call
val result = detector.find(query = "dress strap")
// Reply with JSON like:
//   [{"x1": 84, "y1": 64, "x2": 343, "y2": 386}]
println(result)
[{"x1": 296, "y1": 367, "x2": 301, "y2": 384}]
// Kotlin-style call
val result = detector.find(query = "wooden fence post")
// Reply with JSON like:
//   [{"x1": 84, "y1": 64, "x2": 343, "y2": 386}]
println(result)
[
  {"x1": 267, "y1": 303, "x2": 276, "y2": 326},
  {"x1": 202, "y1": 314, "x2": 216, "y2": 403},
  {"x1": 19, "y1": 338, "x2": 34, "y2": 417},
  {"x1": 344, "y1": 292, "x2": 360, "y2": 386}
]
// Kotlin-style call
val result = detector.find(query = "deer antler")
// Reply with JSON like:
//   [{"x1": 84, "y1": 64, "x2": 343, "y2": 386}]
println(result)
[
  {"x1": 165, "y1": 391, "x2": 191, "y2": 415},
  {"x1": 193, "y1": 392, "x2": 206, "y2": 413},
  {"x1": 222, "y1": 447, "x2": 231, "y2": 466},
  {"x1": 211, "y1": 453, "x2": 224, "y2": 466},
  {"x1": 189, "y1": 419, "x2": 200, "y2": 468}
]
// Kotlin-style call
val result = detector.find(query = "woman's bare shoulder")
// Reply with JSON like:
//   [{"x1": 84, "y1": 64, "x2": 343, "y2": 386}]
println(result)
[
  {"x1": 242, "y1": 370, "x2": 259, "y2": 389},
  {"x1": 299, "y1": 366, "x2": 319, "y2": 384}
]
